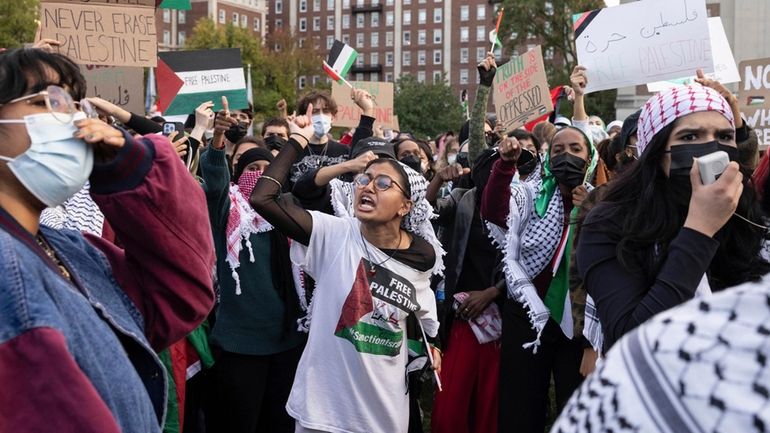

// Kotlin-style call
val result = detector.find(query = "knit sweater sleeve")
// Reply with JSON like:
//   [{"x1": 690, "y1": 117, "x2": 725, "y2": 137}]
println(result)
[
  {"x1": 0, "y1": 328, "x2": 123, "y2": 433},
  {"x1": 480, "y1": 158, "x2": 516, "y2": 228},
  {"x1": 199, "y1": 147, "x2": 231, "y2": 230},
  {"x1": 469, "y1": 84, "x2": 491, "y2": 163},
  {"x1": 577, "y1": 211, "x2": 720, "y2": 350},
  {"x1": 87, "y1": 133, "x2": 216, "y2": 351}
]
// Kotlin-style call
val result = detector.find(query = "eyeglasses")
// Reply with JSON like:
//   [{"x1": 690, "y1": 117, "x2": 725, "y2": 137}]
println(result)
[
  {"x1": 0, "y1": 85, "x2": 78, "y2": 124},
  {"x1": 354, "y1": 173, "x2": 409, "y2": 197}
]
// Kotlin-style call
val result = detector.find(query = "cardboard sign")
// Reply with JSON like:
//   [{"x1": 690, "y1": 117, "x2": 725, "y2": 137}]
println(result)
[
  {"x1": 647, "y1": 17, "x2": 739, "y2": 92},
  {"x1": 739, "y1": 58, "x2": 770, "y2": 149},
  {"x1": 573, "y1": 0, "x2": 712, "y2": 94},
  {"x1": 43, "y1": 0, "x2": 155, "y2": 5},
  {"x1": 331, "y1": 81, "x2": 398, "y2": 130},
  {"x1": 492, "y1": 45, "x2": 553, "y2": 133},
  {"x1": 38, "y1": 1, "x2": 157, "y2": 67},
  {"x1": 80, "y1": 65, "x2": 144, "y2": 114}
]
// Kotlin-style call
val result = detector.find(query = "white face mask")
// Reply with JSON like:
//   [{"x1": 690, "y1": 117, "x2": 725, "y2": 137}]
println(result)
[
  {"x1": 311, "y1": 113, "x2": 332, "y2": 138},
  {"x1": 0, "y1": 112, "x2": 93, "y2": 207}
]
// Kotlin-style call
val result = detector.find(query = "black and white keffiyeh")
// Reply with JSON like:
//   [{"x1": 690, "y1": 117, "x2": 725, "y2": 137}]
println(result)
[
  {"x1": 551, "y1": 275, "x2": 770, "y2": 433},
  {"x1": 329, "y1": 163, "x2": 445, "y2": 276}
]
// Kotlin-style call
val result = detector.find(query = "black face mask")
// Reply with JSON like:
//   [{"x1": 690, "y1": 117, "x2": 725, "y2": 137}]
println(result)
[
  {"x1": 264, "y1": 135, "x2": 286, "y2": 151},
  {"x1": 516, "y1": 149, "x2": 538, "y2": 177},
  {"x1": 668, "y1": 141, "x2": 739, "y2": 207},
  {"x1": 399, "y1": 155, "x2": 422, "y2": 173},
  {"x1": 225, "y1": 122, "x2": 248, "y2": 143},
  {"x1": 549, "y1": 153, "x2": 587, "y2": 190},
  {"x1": 456, "y1": 152, "x2": 470, "y2": 169},
  {"x1": 485, "y1": 131, "x2": 499, "y2": 148},
  {"x1": 669, "y1": 141, "x2": 738, "y2": 177}
]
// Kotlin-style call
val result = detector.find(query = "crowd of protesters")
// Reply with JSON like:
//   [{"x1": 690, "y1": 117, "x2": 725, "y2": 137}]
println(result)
[{"x1": 2, "y1": 33, "x2": 770, "y2": 433}]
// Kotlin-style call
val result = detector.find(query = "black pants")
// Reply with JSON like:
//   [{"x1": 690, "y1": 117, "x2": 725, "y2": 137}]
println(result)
[
  {"x1": 207, "y1": 345, "x2": 303, "y2": 433},
  {"x1": 498, "y1": 299, "x2": 584, "y2": 433}
]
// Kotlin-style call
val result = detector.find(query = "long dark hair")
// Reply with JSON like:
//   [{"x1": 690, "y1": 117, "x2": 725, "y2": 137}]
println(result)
[{"x1": 585, "y1": 122, "x2": 770, "y2": 290}]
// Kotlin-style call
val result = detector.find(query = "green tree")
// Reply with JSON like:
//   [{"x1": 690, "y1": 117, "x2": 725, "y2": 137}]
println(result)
[
  {"x1": 498, "y1": 0, "x2": 617, "y2": 122},
  {"x1": 0, "y1": 0, "x2": 38, "y2": 49},
  {"x1": 394, "y1": 74, "x2": 464, "y2": 139}
]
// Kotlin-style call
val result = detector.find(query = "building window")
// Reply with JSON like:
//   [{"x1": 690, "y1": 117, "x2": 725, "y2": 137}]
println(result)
[
  {"x1": 232, "y1": 12, "x2": 239, "y2": 25},
  {"x1": 386, "y1": 52, "x2": 394, "y2": 66},
  {"x1": 314, "y1": 0, "x2": 320, "y2": 11},
  {"x1": 275, "y1": 19, "x2": 282, "y2": 28},
  {"x1": 433, "y1": 29, "x2": 442, "y2": 43},
  {"x1": 418, "y1": 30, "x2": 426, "y2": 45},
  {"x1": 477, "y1": 4, "x2": 486, "y2": 20},
  {"x1": 298, "y1": 38, "x2": 305, "y2": 47},
  {"x1": 356, "y1": 55, "x2": 364, "y2": 67},
  {"x1": 433, "y1": 50, "x2": 441, "y2": 64},
  {"x1": 357, "y1": 14, "x2": 364, "y2": 28},
  {"x1": 371, "y1": 32, "x2": 379, "y2": 47},
  {"x1": 241, "y1": 15, "x2": 248, "y2": 28},
  {"x1": 163, "y1": 30, "x2": 170, "y2": 45},
  {"x1": 313, "y1": 17, "x2": 320, "y2": 30},
  {"x1": 404, "y1": 0, "x2": 410, "y2": 4},
  {"x1": 275, "y1": 0, "x2": 282, "y2": 13},
  {"x1": 163, "y1": 9, "x2": 170, "y2": 23},
  {"x1": 460, "y1": 27, "x2": 468, "y2": 42},
  {"x1": 343, "y1": 0, "x2": 349, "y2": 7},
  {"x1": 327, "y1": 0, "x2": 334, "y2": 9},
  {"x1": 356, "y1": 33, "x2": 364, "y2": 47},
  {"x1": 299, "y1": 0, "x2": 307, "y2": 12},
  {"x1": 218, "y1": 9, "x2": 225, "y2": 23},
  {"x1": 385, "y1": 72, "x2": 394, "y2": 82},
  {"x1": 371, "y1": 52, "x2": 379, "y2": 64},
  {"x1": 178, "y1": 10, "x2": 186, "y2": 24},
  {"x1": 460, "y1": 69, "x2": 468, "y2": 84},
  {"x1": 386, "y1": 0, "x2": 393, "y2": 5},
  {"x1": 402, "y1": 51, "x2": 411, "y2": 66},
  {"x1": 342, "y1": 34, "x2": 350, "y2": 44},
  {"x1": 418, "y1": 9, "x2": 426, "y2": 24},
  {"x1": 343, "y1": 15, "x2": 350, "y2": 29},
  {"x1": 356, "y1": 0, "x2": 364, "y2": 6},
  {"x1": 371, "y1": 12, "x2": 379, "y2": 26},
  {"x1": 356, "y1": 73, "x2": 364, "y2": 81},
  {"x1": 299, "y1": 18, "x2": 307, "y2": 31},
  {"x1": 327, "y1": 16, "x2": 334, "y2": 30},
  {"x1": 386, "y1": 31, "x2": 393, "y2": 47},
  {"x1": 476, "y1": 47, "x2": 486, "y2": 62},
  {"x1": 417, "y1": 71, "x2": 426, "y2": 82},
  {"x1": 460, "y1": 47, "x2": 469, "y2": 63},
  {"x1": 433, "y1": 71, "x2": 442, "y2": 83},
  {"x1": 312, "y1": 75, "x2": 319, "y2": 86},
  {"x1": 433, "y1": 8, "x2": 442, "y2": 23},
  {"x1": 327, "y1": 35, "x2": 335, "y2": 49},
  {"x1": 476, "y1": 26, "x2": 485, "y2": 42},
  {"x1": 177, "y1": 31, "x2": 186, "y2": 46},
  {"x1": 460, "y1": 5, "x2": 469, "y2": 21},
  {"x1": 253, "y1": 18, "x2": 260, "y2": 31},
  {"x1": 403, "y1": 11, "x2": 411, "y2": 25},
  {"x1": 371, "y1": 72, "x2": 379, "y2": 81},
  {"x1": 386, "y1": 11, "x2": 394, "y2": 26},
  {"x1": 403, "y1": 31, "x2": 410, "y2": 45},
  {"x1": 299, "y1": 76, "x2": 306, "y2": 89},
  {"x1": 418, "y1": 50, "x2": 426, "y2": 66}
]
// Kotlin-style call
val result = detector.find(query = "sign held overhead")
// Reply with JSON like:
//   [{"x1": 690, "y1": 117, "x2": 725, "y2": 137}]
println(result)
[{"x1": 492, "y1": 45, "x2": 553, "y2": 133}]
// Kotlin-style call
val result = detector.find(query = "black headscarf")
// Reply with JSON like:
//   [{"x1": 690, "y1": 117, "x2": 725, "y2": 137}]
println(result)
[{"x1": 233, "y1": 147, "x2": 274, "y2": 183}]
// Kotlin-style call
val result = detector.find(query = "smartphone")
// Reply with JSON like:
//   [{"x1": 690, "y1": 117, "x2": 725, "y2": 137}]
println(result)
[
  {"x1": 162, "y1": 122, "x2": 185, "y2": 137},
  {"x1": 697, "y1": 151, "x2": 729, "y2": 185}
]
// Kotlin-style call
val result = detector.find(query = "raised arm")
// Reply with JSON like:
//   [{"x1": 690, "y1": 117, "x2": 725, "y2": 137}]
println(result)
[
  {"x1": 469, "y1": 52, "x2": 497, "y2": 163},
  {"x1": 250, "y1": 105, "x2": 315, "y2": 245},
  {"x1": 479, "y1": 137, "x2": 522, "y2": 227}
]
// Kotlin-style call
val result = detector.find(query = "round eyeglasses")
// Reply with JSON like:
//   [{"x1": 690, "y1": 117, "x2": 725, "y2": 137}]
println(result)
[
  {"x1": 0, "y1": 85, "x2": 79, "y2": 124},
  {"x1": 354, "y1": 173, "x2": 409, "y2": 198}
]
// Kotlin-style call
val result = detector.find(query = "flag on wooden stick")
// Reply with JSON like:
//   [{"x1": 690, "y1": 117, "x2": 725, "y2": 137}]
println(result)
[{"x1": 323, "y1": 40, "x2": 357, "y2": 88}]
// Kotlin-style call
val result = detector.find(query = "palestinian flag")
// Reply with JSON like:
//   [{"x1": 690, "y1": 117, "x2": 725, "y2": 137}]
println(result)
[
  {"x1": 323, "y1": 40, "x2": 357, "y2": 84},
  {"x1": 157, "y1": 48, "x2": 248, "y2": 116}
]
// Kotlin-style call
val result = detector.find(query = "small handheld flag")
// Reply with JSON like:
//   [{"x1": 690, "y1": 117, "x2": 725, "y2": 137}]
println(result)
[
  {"x1": 461, "y1": 89, "x2": 469, "y2": 121},
  {"x1": 489, "y1": 7, "x2": 504, "y2": 52},
  {"x1": 324, "y1": 40, "x2": 358, "y2": 89}
]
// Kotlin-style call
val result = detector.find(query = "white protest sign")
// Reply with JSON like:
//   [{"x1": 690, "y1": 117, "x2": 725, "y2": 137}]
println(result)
[
  {"x1": 647, "y1": 17, "x2": 739, "y2": 92},
  {"x1": 739, "y1": 58, "x2": 770, "y2": 150},
  {"x1": 572, "y1": 0, "x2": 713, "y2": 93}
]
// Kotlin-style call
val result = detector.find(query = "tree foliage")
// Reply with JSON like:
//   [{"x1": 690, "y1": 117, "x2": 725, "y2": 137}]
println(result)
[
  {"x1": 187, "y1": 19, "x2": 321, "y2": 120},
  {"x1": 0, "y1": 0, "x2": 39, "y2": 49},
  {"x1": 498, "y1": 0, "x2": 618, "y2": 122},
  {"x1": 394, "y1": 74, "x2": 464, "y2": 139}
]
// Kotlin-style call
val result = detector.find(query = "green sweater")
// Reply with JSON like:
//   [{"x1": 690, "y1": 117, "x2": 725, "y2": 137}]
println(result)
[{"x1": 200, "y1": 147, "x2": 304, "y2": 355}]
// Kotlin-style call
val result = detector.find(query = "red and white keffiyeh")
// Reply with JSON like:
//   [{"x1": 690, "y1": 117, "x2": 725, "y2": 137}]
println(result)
[
  {"x1": 226, "y1": 171, "x2": 273, "y2": 295},
  {"x1": 637, "y1": 85, "x2": 735, "y2": 155}
]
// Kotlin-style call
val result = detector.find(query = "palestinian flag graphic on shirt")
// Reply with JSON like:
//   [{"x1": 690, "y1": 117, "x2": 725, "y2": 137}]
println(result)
[
  {"x1": 335, "y1": 259, "x2": 420, "y2": 356},
  {"x1": 156, "y1": 48, "x2": 248, "y2": 116},
  {"x1": 323, "y1": 40, "x2": 358, "y2": 84}
]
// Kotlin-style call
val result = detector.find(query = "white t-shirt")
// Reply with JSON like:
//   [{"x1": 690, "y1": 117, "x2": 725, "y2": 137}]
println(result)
[{"x1": 288, "y1": 211, "x2": 439, "y2": 433}]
